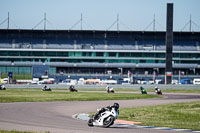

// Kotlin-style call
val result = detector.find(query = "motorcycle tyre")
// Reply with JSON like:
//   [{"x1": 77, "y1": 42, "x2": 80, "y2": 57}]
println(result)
[
  {"x1": 141, "y1": 91, "x2": 147, "y2": 94},
  {"x1": 43, "y1": 89, "x2": 51, "y2": 91},
  {"x1": 111, "y1": 90, "x2": 115, "y2": 93},
  {"x1": 156, "y1": 91, "x2": 162, "y2": 95},
  {"x1": 103, "y1": 116, "x2": 115, "y2": 128},
  {"x1": 88, "y1": 119, "x2": 94, "y2": 127}
]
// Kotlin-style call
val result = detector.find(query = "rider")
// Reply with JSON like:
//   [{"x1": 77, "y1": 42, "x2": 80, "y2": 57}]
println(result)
[
  {"x1": 140, "y1": 86, "x2": 144, "y2": 90},
  {"x1": 106, "y1": 85, "x2": 109, "y2": 89},
  {"x1": 155, "y1": 86, "x2": 162, "y2": 94},
  {"x1": 93, "y1": 103, "x2": 119, "y2": 120},
  {"x1": 69, "y1": 85, "x2": 74, "y2": 91},
  {"x1": 106, "y1": 85, "x2": 110, "y2": 92},
  {"x1": 155, "y1": 86, "x2": 158, "y2": 91},
  {"x1": 43, "y1": 85, "x2": 47, "y2": 90}
]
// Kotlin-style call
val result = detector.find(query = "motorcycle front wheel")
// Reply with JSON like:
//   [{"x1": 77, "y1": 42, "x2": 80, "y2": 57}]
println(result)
[
  {"x1": 88, "y1": 119, "x2": 94, "y2": 127},
  {"x1": 103, "y1": 116, "x2": 115, "y2": 128}
]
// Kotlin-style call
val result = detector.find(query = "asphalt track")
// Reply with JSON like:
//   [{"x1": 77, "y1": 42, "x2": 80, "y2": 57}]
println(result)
[{"x1": 0, "y1": 92, "x2": 200, "y2": 133}]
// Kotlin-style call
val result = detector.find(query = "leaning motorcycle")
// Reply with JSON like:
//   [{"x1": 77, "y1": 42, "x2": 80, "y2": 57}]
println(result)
[
  {"x1": 42, "y1": 85, "x2": 51, "y2": 91},
  {"x1": 155, "y1": 88, "x2": 162, "y2": 95},
  {"x1": 106, "y1": 86, "x2": 115, "y2": 93},
  {"x1": 140, "y1": 87, "x2": 147, "y2": 94},
  {"x1": 69, "y1": 85, "x2": 78, "y2": 92},
  {"x1": 0, "y1": 84, "x2": 6, "y2": 90},
  {"x1": 88, "y1": 106, "x2": 118, "y2": 128}
]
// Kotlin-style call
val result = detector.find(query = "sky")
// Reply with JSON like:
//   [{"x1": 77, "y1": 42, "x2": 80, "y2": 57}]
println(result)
[{"x1": 0, "y1": 0, "x2": 200, "y2": 31}]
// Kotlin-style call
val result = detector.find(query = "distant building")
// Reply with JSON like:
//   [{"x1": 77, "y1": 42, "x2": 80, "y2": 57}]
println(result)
[{"x1": 0, "y1": 29, "x2": 199, "y2": 79}]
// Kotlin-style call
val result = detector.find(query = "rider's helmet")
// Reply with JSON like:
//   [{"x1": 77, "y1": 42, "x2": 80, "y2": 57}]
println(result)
[
  {"x1": 113, "y1": 103, "x2": 119, "y2": 110},
  {"x1": 155, "y1": 86, "x2": 158, "y2": 89},
  {"x1": 140, "y1": 86, "x2": 143, "y2": 90}
]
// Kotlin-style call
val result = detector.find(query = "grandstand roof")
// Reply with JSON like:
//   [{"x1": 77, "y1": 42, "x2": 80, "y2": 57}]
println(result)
[{"x1": 0, "y1": 29, "x2": 200, "y2": 40}]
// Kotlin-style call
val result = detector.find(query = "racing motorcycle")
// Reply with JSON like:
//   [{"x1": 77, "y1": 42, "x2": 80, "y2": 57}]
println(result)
[
  {"x1": 140, "y1": 86, "x2": 147, "y2": 94},
  {"x1": 106, "y1": 86, "x2": 115, "y2": 93},
  {"x1": 88, "y1": 103, "x2": 119, "y2": 128},
  {"x1": 0, "y1": 84, "x2": 6, "y2": 90},
  {"x1": 69, "y1": 85, "x2": 78, "y2": 92},
  {"x1": 155, "y1": 86, "x2": 162, "y2": 95},
  {"x1": 42, "y1": 85, "x2": 51, "y2": 91}
]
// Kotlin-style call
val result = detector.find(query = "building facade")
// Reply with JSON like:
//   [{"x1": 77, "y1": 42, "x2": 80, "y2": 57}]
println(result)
[{"x1": 0, "y1": 29, "x2": 200, "y2": 79}]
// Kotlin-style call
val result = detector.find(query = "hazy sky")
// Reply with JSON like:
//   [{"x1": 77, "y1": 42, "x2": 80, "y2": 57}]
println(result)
[{"x1": 0, "y1": 0, "x2": 200, "y2": 31}]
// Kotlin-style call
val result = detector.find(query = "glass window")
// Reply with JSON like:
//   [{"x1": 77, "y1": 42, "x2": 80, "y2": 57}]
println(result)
[
  {"x1": 142, "y1": 53, "x2": 153, "y2": 58},
  {"x1": 109, "y1": 52, "x2": 116, "y2": 57},
  {"x1": 32, "y1": 51, "x2": 44, "y2": 56},
  {"x1": 0, "y1": 51, "x2": 8, "y2": 56},
  {"x1": 49, "y1": 67, "x2": 56, "y2": 74},
  {"x1": 104, "y1": 52, "x2": 109, "y2": 57},
  {"x1": 20, "y1": 51, "x2": 32, "y2": 56},
  {"x1": 45, "y1": 52, "x2": 56, "y2": 56},
  {"x1": 130, "y1": 53, "x2": 141, "y2": 57},
  {"x1": 9, "y1": 51, "x2": 20, "y2": 56},
  {"x1": 96, "y1": 52, "x2": 103, "y2": 57},
  {"x1": 68, "y1": 52, "x2": 75, "y2": 56},
  {"x1": 0, "y1": 67, "x2": 6, "y2": 73},
  {"x1": 75, "y1": 52, "x2": 82, "y2": 56},
  {"x1": 156, "y1": 53, "x2": 165, "y2": 58},
  {"x1": 146, "y1": 60, "x2": 155, "y2": 63},
  {"x1": 140, "y1": 60, "x2": 146, "y2": 63},
  {"x1": 57, "y1": 52, "x2": 68, "y2": 57},
  {"x1": 82, "y1": 52, "x2": 92, "y2": 56}
]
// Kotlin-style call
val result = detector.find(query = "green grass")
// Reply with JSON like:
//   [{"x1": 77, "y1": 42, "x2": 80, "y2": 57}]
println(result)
[
  {"x1": 119, "y1": 101, "x2": 200, "y2": 130},
  {"x1": 0, "y1": 88, "x2": 159, "y2": 103},
  {"x1": 77, "y1": 88, "x2": 138, "y2": 92},
  {"x1": 146, "y1": 88, "x2": 200, "y2": 93},
  {"x1": 162, "y1": 89, "x2": 200, "y2": 93}
]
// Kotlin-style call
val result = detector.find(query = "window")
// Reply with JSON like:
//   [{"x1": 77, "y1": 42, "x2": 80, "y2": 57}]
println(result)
[
  {"x1": 96, "y1": 52, "x2": 103, "y2": 57},
  {"x1": 109, "y1": 52, "x2": 116, "y2": 57}
]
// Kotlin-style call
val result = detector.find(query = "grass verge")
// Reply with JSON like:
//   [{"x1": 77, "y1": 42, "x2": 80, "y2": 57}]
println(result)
[
  {"x1": 0, "y1": 88, "x2": 159, "y2": 103},
  {"x1": 119, "y1": 101, "x2": 200, "y2": 131},
  {"x1": 77, "y1": 88, "x2": 138, "y2": 92},
  {"x1": 162, "y1": 89, "x2": 200, "y2": 93}
]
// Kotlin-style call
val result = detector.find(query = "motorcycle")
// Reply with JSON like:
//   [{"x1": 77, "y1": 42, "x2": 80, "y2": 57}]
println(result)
[
  {"x1": 106, "y1": 86, "x2": 114, "y2": 93},
  {"x1": 0, "y1": 84, "x2": 6, "y2": 90},
  {"x1": 42, "y1": 85, "x2": 51, "y2": 91},
  {"x1": 140, "y1": 87, "x2": 147, "y2": 94},
  {"x1": 69, "y1": 85, "x2": 78, "y2": 92},
  {"x1": 155, "y1": 87, "x2": 162, "y2": 95},
  {"x1": 88, "y1": 105, "x2": 119, "y2": 128}
]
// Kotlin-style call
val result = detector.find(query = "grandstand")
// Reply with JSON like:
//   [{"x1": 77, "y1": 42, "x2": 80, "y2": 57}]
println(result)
[{"x1": 0, "y1": 29, "x2": 199, "y2": 81}]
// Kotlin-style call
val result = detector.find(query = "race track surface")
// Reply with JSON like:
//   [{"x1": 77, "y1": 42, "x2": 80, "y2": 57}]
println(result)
[{"x1": 0, "y1": 92, "x2": 200, "y2": 133}]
